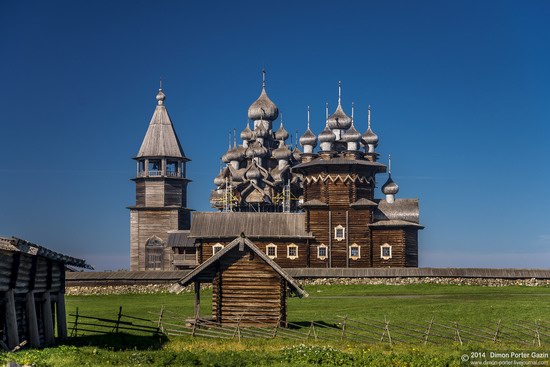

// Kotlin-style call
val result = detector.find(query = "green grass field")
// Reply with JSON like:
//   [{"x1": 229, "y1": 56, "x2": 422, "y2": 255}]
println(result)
[{"x1": 1, "y1": 284, "x2": 549, "y2": 366}]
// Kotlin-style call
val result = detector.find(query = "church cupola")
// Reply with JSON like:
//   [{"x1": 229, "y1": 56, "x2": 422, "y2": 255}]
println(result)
[
  {"x1": 341, "y1": 102, "x2": 362, "y2": 152},
  {"x1": 240, "y1": 121, "x2": 253, "y2": 147},
  {"x1": 381, "y1": 155, "x2": 399, "y2": 203},
  {"x1": 327, "y1": 81, "x2": 352, "y2": 140},
  {"x1": 300, "y1": 106, "x2": 318, "y2": 154},
  {"x1": 247, "y1": 69, "x2": 279, "y2": 131},
  {"x1": 274, "y1": 117, "x2": 289, "y2": 142},
  {"x1": 362, "y1": 105, "x2": 379, "y2": 154},
  {"x1": 319, "y1": 103, "x2": 336, "y2": 152}
]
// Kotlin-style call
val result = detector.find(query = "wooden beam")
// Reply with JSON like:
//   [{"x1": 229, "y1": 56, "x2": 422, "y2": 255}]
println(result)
[
  {"x1": 194, "y1": 281, "x2": 200, "y2": 319},
  {"x1": 42, "y1": 292, "x2": 55, "y2": 346},
  {"x1": 5, "y1": 289, "x2": 20, "y2": 349},
  {"x1": 26, "y1": 292, "x2": 40, "y2": 348},
  {"x1": 56, "y1": 293, "x2": 68, "y2": 341}
]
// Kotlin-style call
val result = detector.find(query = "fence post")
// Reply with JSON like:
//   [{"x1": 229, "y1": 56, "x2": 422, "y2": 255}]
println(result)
[
  {"x1": 157, "y1": 305, "x2": 165, "y2": 334},
  {"x1": 113, "y1": 306, "x2": 123, "y2": 333},
  {"x1": 341, "y1": 315, "x2": 347, "y2": 340},
  {"x1": 272, "y1": 315, "x2": 281, "y2": 338},
  {"x1": 454, "y1": 322, "x2": 463, "y2": 346},
  {"x1": 424, "y1": 317, "x2": 434, "y2": 345},
  {"x1": 535, "y1": 320, "x2": 541, "y2": 347},
  {"x1": 232, "y1": 313, "x2": 243, "y2": 341},
  {"x1": 71, "y1": 307, "x2": 79, "y2": 337},
  {"x1": 493, "y1": 320, "x2": 501, "y2": 343},
  {"x1": 383, "y1": 316, "x2": 392, "y2": 346}
]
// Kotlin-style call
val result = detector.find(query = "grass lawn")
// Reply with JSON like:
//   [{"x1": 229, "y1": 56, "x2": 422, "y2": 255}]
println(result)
[{"x1": 1, "y1": 284, "x2": 549, "y2": 366}]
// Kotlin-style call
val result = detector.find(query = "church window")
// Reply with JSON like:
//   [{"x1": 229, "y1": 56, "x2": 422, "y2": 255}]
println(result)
[
  {"x1": 145, "y1": 236, "x2": 164, "y2": 270},
  {"x1": 317, "y1": 244, "x2": 328, "y2": 260},
  {"x1": 381, "y1": 243, "x2": 392, "y2": 260},
  {"x1": 213, "y1": 243, "x2": 224, "y2": 255},
  {"x1": 349, "y1": 244, "x2": 361, "y2": 260},
  {"x1": 334, "y1": 225, "x2": 345, "y2": 241},
  {"x1": 266, "y1": 244, "x2": 277, "y2": 259},
  {"x1": 287, "y1": 244, "x2": 298, "y2": 260}
]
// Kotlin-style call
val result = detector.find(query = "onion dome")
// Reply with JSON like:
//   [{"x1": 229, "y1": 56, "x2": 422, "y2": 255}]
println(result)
[
  {"x1": 247, "y1": 70, "x2": 279, "y2": 121},
  {"x1": 342, "y1": 124, "x2": 362, "y2": 143},
  {"x1": 240, "y1": 122, "x2": 253, "y2": 141},
  {"x1": 327, "y1": 81, "x2": 352, "y2": 129},
  {"x1": 226, "y1": 145, "x2": 243, "y2": 162},
  {"x1": 274, "y1": 120, "x2": 289, "y2": 141},
  {"x1": 318, "y1": 125, "x2": 336, "y2": 143},
  {"x1": 251, "y1": 141, "x2": 268, "y2": 157},
  {"x1": 382, "y1": 175, "x2": 399, "y2": 195},
  {"x1": 300, "y1": 107, "x2": 318, "y2": 148},
  {"x1": 362, "y1": 106, "x2": 379, "y2": 146},
  {"x1": 244, "y1": 146, "x2": 255, "y2": 159},
  {"x1": 246, "y1": 162, "x2": 261, "y2": 180},
  {"x1": 272, "y1": 143, "x2": 292, "y2": 160},
  {"x1": 214, "y1": 169, "x2": 225, "y2": 186}
]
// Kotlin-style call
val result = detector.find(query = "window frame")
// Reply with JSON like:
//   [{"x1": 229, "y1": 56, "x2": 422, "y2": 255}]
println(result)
[
  {"x1": 145, "y1": 236, "x2": 164, "y2": 270},
  {"x1": 287, "y1": 244, "x2": 299, "y2": 260},
  {"x1": 213, "y1": 243, "x2": 224, "y2": 255},
  {"x1": 317, "y1": 244, "x2": 328, "y2": 260},
  {"x1": 266, "y1": 243, "x2": 277, "y2": 259},
  {"x1": 334, "y1": 225, "x2": 345, "y2": 241},
  {"x1": 349, "y1": 243, "x2": 361, "y2": 260},
  {"x1": 381, "y1": 243, "x2": 392, "y2": 260}
]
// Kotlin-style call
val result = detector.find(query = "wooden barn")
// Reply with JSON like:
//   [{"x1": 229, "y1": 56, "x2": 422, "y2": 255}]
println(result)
[
  {"x1": 178, "y1": 235, "x2": 308, "y2": 327},
  {"x1": 0, "y1": 237, "x2": 92, "y2": 349}
]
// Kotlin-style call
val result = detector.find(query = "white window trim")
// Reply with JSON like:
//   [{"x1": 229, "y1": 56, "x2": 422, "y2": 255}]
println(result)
[
  {"x1": 334, "y1": 225, "x2": 345, "y2": 241},
  {"x1": 349, "y1": 243, "x2": 361, "y2": 260},
  {"x1": 381, "y1": 243, "x2": 392, "y2": 260},
  {"x1": 287, "y1": 244, "x2": 299, "y2": 260},
  {"x1": 317, "y1": 244, "x2": 328, "y2": 260},
  {"x1": 213, "y1": 243, "x2": 224, "y2": 255},
  {"x1": 266, "y1": 243, "x2": 277, "y2": 259}
]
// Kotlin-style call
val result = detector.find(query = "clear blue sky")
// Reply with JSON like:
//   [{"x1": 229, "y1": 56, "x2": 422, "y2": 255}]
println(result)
[{"x1": 1, "y1": 1, "x2": 549, "y2": 270}]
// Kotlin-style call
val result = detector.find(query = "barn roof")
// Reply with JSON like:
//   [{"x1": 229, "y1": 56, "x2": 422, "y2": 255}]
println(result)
[
  {"x1": 189, "y1": 212, "x2": 314, "y2": 239},
  {"x1": 0, "y1": 237, "x2": 93, "y2": 269},
  {"x1": 178, "y1": 236, "x2": 308, "y2": 298}
]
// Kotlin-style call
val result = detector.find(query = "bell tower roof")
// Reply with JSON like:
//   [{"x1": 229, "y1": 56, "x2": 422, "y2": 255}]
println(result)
[{"x1": 136, "y1": 84, "x2": 187, "y2": 159}]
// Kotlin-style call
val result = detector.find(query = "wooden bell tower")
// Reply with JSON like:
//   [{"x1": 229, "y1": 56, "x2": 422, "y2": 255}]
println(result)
[{"x1": 129, "y1": 84, "x2": 191, "y2": 271}]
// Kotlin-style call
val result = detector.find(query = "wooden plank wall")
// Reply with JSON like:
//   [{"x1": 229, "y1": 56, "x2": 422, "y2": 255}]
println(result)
[{"x1": 212, "y1": 247, "x2": 283, "y2": 326}]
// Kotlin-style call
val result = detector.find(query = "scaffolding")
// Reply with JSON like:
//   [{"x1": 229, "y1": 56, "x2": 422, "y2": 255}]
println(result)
[{"x1": 273, "y1": 181, "x2": 299, "y2": 212}]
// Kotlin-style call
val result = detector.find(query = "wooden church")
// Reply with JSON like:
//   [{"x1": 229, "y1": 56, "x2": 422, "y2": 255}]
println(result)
[{"x1": 129, "y1": 74, "x2": 423, "y2": 271}]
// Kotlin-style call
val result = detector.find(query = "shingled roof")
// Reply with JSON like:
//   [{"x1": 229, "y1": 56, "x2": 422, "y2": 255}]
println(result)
[
  {"x1": 136, "y1": 90, "x2": 186, "y2": 159},
  {"x1": 189, "y1": 212, "x2": 313, "y2": 239}
]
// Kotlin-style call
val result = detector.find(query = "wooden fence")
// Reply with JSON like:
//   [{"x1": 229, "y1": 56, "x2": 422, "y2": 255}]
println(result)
[
  {"x1": 68, "y1": 306, "x2": 163, "y2": 337},
  {"x1": 152, "y1": 307, "x2": 549, "y2": 346}
]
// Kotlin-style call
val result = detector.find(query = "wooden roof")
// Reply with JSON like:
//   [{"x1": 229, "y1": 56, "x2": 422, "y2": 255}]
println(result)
[
  {"x1": 189, "y1": 212, "x2": 314, "y2": 239},
  {"x1": 0, "y1": 237, "x2": 93, "y2": 269},
  {"x1": 374, "y1": 198, "x2": 420, "y2": 223},
  {"x1": 293, "y1": 157, "x2": 386, "y2": 172},
  {"x1": 136, "y1": 102, "x2": 186, "y2": 159},
  {"x1": 167, "y1": 230, "x2": 195, "y2": 248},
  {"x1": 178, "y1": 236, "x2": 308, "y2": 298}
]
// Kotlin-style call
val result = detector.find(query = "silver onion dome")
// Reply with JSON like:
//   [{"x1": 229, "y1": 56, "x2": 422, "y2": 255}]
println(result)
[
  {"x1": 274, "y1": 121, "x2": 289, "y2": 141},
  {"x1": 247, "y1": 71, "x2": 279, "y2": 121},
  {"x1": 214, "y1": 170, "x2": 225, "y2": 186},
  {"x1": 292, "y1": 146, "x2": 301, "y2": 161},
  {"x1": 240, "y1": 122, "x2": 253, "y2": 141},
  {"x1": 254, "y1": 124, "x2": 269, "y2": 138},
  {"x1": 246, "y1": 162, "x2": 261, "y2": 180},
  {"x1": 225, "y1": 145, "x2": 243, "y2": 162},
  {"x1": 300, "y1": 128, "x2": 318, "y2": 147},
  {"x1": 272, "y1": 143, "x2": 292, "y2": 160},
  {"x1": 318, "y1": 125, "x2": 336, "y2": 143},
  {"x1": 382, "y1": 175, "x2": 399, "y2": 195},
  {"x1": 156, "y1": 89, "x2": 166, "y2": 105},
  {"x1": 342, "y1": 124, "x2": 362, "y2": 142},
  {"x1": 362, "y1": 128, "x2": 379, "y2": 146},
  {"x1": 251, "y1": 141, "x2": 268, "y2": 157},
  {"x1": 327, "y1": 104, "x2": 352, "y2": 130}
]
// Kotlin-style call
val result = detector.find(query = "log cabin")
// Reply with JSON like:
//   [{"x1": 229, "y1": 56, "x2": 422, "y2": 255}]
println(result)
[
  {"x1": 0, "y1": 237, "x2": 92, "y2": 349},
  {"x1": 178, "y1": 235, "x2": 307, "y2": 327}
]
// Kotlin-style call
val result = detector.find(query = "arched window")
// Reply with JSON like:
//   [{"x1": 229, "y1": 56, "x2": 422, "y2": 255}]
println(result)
[
  {"x1": 349, "y1": 244, "x2": 361, "y2": 260},
  {"x1": 317, "y1": 244, "x2": 328, "y2": 260},
  {"x1": 266, "y1": 244, "x2": 277, "y2": 259},
  {"x1": 213, "y1": 243, "x2": 224, "y2": 255},
  {"x1": 381, "y1": 243, "x2": 392, "y2": 260},
  {"x1": 287, "y1": 244, "x2": 299, "y2": 260},
  {"x1": 145, "y1": 236, "x2": 164, "y2": 270}
]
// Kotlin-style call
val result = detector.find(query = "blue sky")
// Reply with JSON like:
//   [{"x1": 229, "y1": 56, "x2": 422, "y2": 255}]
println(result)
[{"x1": 1, "y1": 1, "x2": 549, "y2": 270}]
